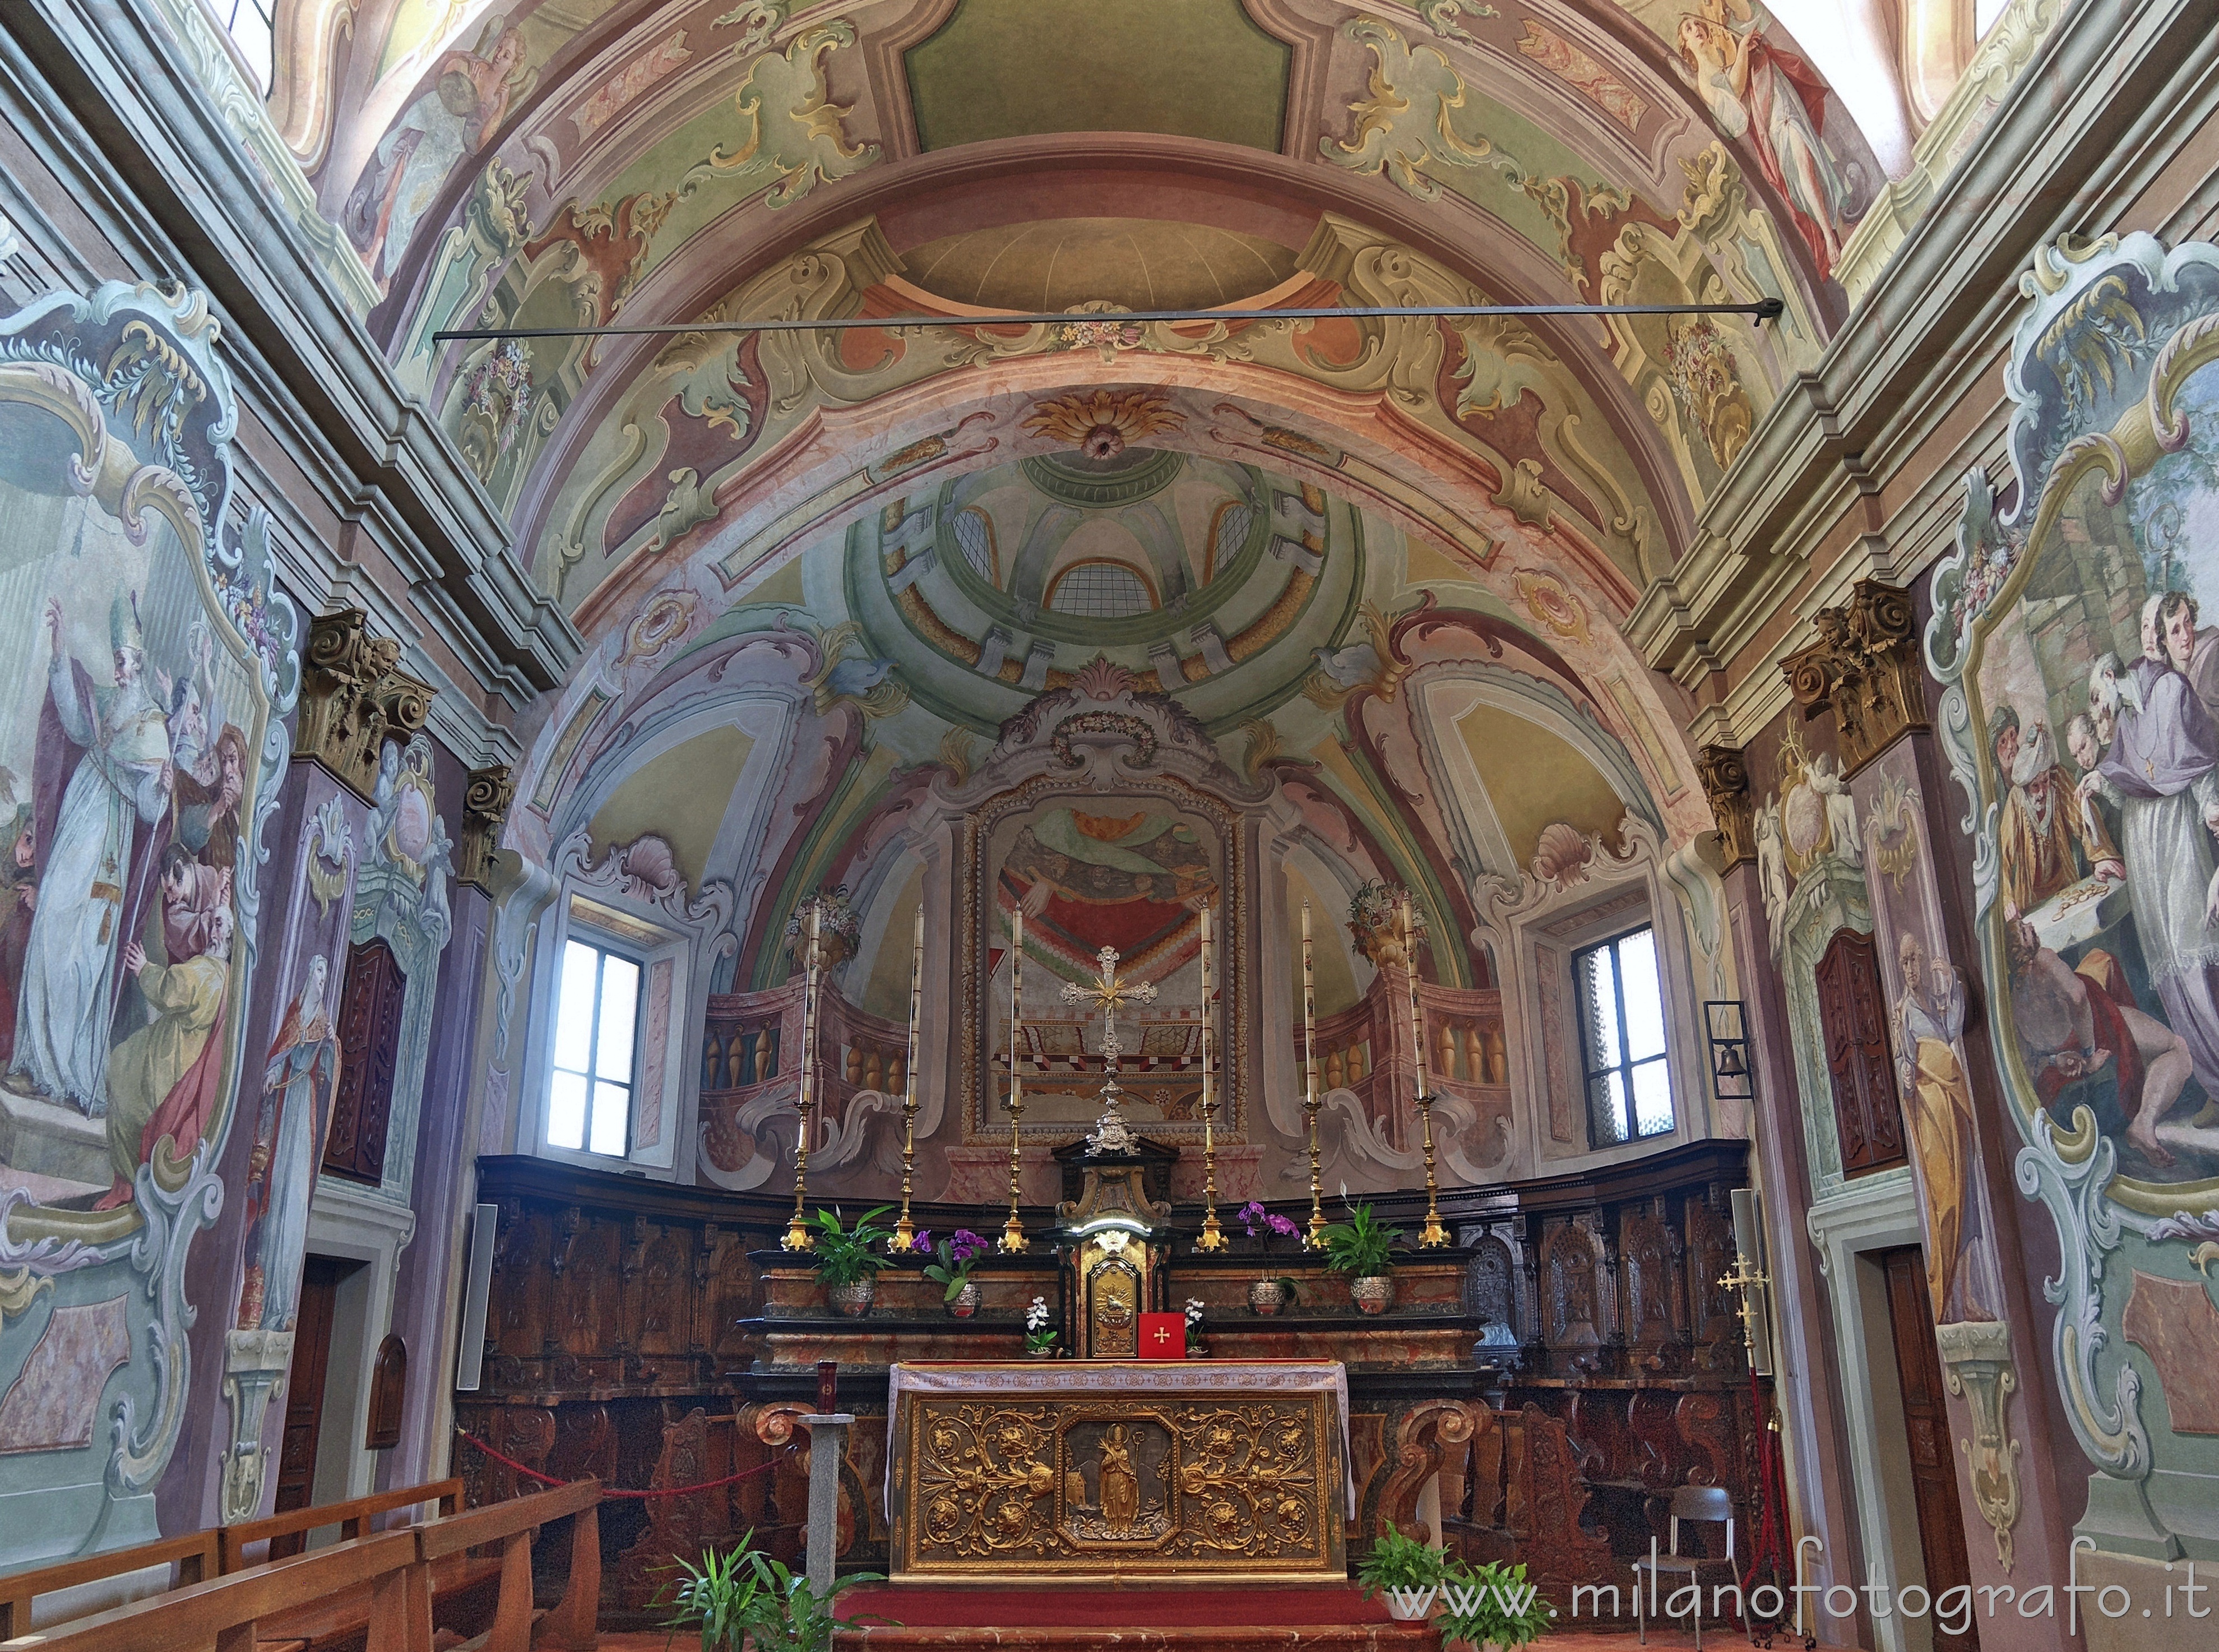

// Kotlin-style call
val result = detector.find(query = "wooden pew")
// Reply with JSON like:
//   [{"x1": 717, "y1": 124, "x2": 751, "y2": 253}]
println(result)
[
  {"x1": 6, "y1": 1529, "x2": 420, "y2": 1652},
  {"x1": 217, "y1": 1478, "x2": 464, "y2": 1570},
  {"x1": 0, "y1": 1530, "x2": 221, "y2": 1640},
  {"x1": 411, "y1": 1477, "x2": 601, "y2": 1652},
  {"x1": 11, "y1": 1480, "x2": 603, "y2": 1652}
]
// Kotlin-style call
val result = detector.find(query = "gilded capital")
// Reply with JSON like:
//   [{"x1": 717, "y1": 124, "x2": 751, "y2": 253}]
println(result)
[
  {"x1": 1694, "y1": 743, "x2": 1756, "y2": 869},
  {"x1": 294, "y1": 609, "x2": 436, "y2": 802},
  {"x1": 1779, "y1": 579, "x2": 1928, "y2": 775},
  {"x1": 456, "y1": 763, "x2": 516, "y2": 892}
]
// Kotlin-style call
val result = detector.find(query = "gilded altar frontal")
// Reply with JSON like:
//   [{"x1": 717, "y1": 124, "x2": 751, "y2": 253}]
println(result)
[{"x1": 890, "y1": 1365, "x2": 1347, "y2": 1582}]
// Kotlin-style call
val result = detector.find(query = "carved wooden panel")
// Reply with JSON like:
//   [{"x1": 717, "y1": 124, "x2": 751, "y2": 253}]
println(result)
[
  {"x1": 364, "y1": 1334, "x2": 406, "y2": 1450},
  {"x1": 1617, "y1": 1200, "x2": 1681, "y2": 1355},
  {"x1": 1815, "y1": 927, "x2": 1908, "y2": 1177},
  {"x1": 325, "y1": 936, "x2": 405, "y2": 1184},
  {"x1": 1540, "y1": 1218, "x2": 1606, "y2": 1358}
]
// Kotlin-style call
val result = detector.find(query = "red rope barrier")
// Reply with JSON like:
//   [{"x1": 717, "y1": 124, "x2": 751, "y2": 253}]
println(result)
[{"x1": 454, "y1": 1428, "x2": 787, "y2": 1499}]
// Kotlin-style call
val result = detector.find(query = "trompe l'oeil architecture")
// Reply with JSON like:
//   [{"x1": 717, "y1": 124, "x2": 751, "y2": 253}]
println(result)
[{"x1": 0, "y1": 1, "x2": 2213, "y2": 1648}]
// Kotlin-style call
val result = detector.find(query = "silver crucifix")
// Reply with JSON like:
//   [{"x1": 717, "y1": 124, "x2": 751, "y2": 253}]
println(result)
[{"x1": 1063, "y1": 945, "x2": 1156, "y2": 1152}]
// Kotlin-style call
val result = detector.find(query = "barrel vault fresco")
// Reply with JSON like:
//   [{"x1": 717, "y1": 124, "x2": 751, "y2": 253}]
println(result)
[{"x1": 1932, "y1": 230, "x2": 2219, "y2": 1560}]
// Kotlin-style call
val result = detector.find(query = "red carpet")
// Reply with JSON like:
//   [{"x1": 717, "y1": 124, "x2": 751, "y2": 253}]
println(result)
[{"x1": 836, "y1": 1584, "x2": 1393, "y2": 1627}]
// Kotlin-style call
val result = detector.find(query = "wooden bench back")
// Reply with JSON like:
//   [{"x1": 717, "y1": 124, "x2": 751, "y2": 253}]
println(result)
[
  {"x1": 217, "y1": 1476, "x2": 463, "y2": 1572},
  {"x1": 19, "y1": 1529, "x2": 420, "y2": 1652},
  {"x1": 0, "y1": 1530, "x2": 221, "y2": 1640}
]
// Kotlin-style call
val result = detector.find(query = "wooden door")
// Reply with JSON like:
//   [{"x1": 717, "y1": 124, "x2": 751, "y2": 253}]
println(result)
[
  {"x1": 324, "y1": 937, "x2": 405, "y2": 1184},
  {"x1": 268, "y1": 1254, "x2": 347, "y2": 1554},
  {"x1": 1817, "y1": 929, "x2": 1908, "y2": 1177},
  {"x1": 1882, "y1": 1247, "x2": 1979, "y2": 1652}
]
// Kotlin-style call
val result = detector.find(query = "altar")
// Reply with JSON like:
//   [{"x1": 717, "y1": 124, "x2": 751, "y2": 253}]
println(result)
[{"x1": 884, "y1": 1360, "x2": 1351, "y2": 1584}]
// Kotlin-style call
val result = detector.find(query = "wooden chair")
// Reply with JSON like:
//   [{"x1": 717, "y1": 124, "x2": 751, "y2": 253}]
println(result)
[
  {"x1": 1633, "y1": 1483, "x2": 1735, "y2": 1648},
  {"x1": 0, "y1": 1530, "x2": 221, "y2": 1640},
  {"x1": 217, "y1": 1477, "x2": 463, "y2": 1571}
]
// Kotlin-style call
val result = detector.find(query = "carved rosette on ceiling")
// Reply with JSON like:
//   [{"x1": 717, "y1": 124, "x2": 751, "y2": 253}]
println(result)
[
  {"x1": 1694, "y1": 743, "x2": 1755, "y2": 870},
  {"x1": 295, "y1": 609, "x2": 437, "y2": 801},
  {"x1": 1780, "y1": 580, "x2": 1928, "y2": 776},
  {"x1": 457, "y1": 763, "x2": 516, "y2": 892}
]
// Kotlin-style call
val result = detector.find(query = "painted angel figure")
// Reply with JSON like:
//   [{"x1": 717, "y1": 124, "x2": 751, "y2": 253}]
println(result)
[
  {"x1": 1754, "y1": 796, "x2": 1790, "y2": 934},
  {"x1": 1673, "y1": 0, "x2": 1854, "y2": 275},
  {"x1": 1806, "y1": 752, "x2": 1861, "y2": 867}
]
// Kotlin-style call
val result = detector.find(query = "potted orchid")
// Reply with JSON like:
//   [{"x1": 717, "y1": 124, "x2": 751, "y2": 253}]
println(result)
[
  {"x1": 1184, "y1": 1298, "x2": 1207, "y2": 1358},
  {"x1": 1238, "y1": 1201, "x2": 1301, "y2": 1315},
  {"x1": 918, "y1": 1228, "x2": 989, "y2": 1317},
  {"x1": 1024, "y1": 1295, "x2": 1059, "y2": 1357}
]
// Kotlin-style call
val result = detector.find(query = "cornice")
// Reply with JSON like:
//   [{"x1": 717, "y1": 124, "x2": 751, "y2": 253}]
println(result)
[
  {"x1": 1629, "y1": 0, "x2": 2219, "y2": 737},
  {"x1": 4, "y1": 0, "x2": 581, "y2": 704}
]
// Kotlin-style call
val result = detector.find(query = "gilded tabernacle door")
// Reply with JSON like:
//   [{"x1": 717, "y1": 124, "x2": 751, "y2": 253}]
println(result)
[{"x1": 885, "y1": 1361, "x2": 1350, "y2": 1583}]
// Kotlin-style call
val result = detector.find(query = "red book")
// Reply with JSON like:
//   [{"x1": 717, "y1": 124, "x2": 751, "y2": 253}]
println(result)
[{"x1": 1137, "y1": 1312, "x2": 1187, "y2": 1359}]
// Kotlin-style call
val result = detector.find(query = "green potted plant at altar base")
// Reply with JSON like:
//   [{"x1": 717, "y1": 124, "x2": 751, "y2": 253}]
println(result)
[
  {"x1": 1321, "y1": 1201, "x2": 1403, "y2": 1315},
  {"x1": 1358, "y1": 1528, "x2": 1449, "y2": 1621},
  {"x1": 1434, "y1": 1559, "x2": 1554, "y2": 1652},
  {"x1": 660, "y1": 1530, "x2": 896, "y2": 1651},
  {"x1": 918, "y1": 1228, "x2": 989, "y2": 1317},
  {"x1": 806, "y1": 1205, "x2": 897, "y2": 1317}
]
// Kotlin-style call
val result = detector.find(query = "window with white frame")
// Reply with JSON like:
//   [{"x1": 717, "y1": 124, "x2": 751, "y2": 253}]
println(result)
[
  {"x1": 546, "y1": 937, "x2": 641, "y2": 1158},
  {"x1": 203, "y1": 0, "x2": 277, "y2": 93},
  {"x1": 1575, "y1": 925, "x2": 1674, "y2": 1146}
]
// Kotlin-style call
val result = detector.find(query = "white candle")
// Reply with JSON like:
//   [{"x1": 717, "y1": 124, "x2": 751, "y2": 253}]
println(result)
[
  {"x1": 1199, "y1": 907, "x2": 1213, "y2": 1134},
  {"x1": 1301, "y1": 900, "x2": 1317, "y2": 1108},
  {"x1": 904, "y1": 904, "x2": 923, "y2": 1112},
  {"x1": 1011, "y1": 904, "x2": 1023, "y2": 1110},
  {"x1": 1404, "y1": 897, "x2": 1428, "y2": 1099}
]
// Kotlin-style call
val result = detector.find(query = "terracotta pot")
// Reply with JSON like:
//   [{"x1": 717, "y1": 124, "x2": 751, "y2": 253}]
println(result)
[
  {"x1": 948, "y1": 1280, "x2": 983, "y2": 1318},
  {"x1": 1350, "y1": 1275, "x2": 1395, "y2": 1316},
  {"x1": 827, "y1": 1279, "x2": 875, "y2": 1317},
  {"x1": 1249, "y1": 1278, "x2": 1290, "y2": 1316}
]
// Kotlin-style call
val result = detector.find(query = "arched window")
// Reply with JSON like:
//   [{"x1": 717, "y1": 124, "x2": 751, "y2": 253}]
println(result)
[
  {"x1": 203, "y1": 0, "x2": 277, "y2": 94},
  {"x1": 953, "y1": 507, "x2": 998, "y2": 584},
  {"x1": 1045, "y1": 558, "x2": 1156, "y2": 618}
]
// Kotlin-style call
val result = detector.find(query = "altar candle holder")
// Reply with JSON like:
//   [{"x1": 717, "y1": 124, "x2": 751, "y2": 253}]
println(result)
[
  {"x1": 999, "y1": 905, "x2": 1029, "y2": 1255},
  {"x1": 893, "y1": 904, "x2": 925, "y2": 1253},
  {"x1": 1301, "y1": 900, "x2": 1326, "y2": 1250},
  {"x1": 1403, "y1": 897, "x2": 1448, "y2": 1248},
  {"x1": 1194, "y1": 906, "x2": 1226, "y2": 1252},
  {"x1": 782, "y1": 902, "x2": 822, "y2": 1252}
]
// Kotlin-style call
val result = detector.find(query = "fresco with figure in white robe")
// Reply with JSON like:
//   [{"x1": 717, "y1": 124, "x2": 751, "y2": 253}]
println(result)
[{"x1": 0, "y1": 282, "x2": 295, "y2": 1568}]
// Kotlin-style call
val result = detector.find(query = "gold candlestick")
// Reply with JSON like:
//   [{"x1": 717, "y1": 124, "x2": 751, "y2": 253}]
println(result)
[
  {"x1": 1403, "y1": 897, "x2": 1448, "y2": 1247},
  {"x1": 1195, "y1": 905, "x2": 1226, "y2": 1251},
  {"x1": 1301, "y1": 900, "x2": 1326, "y2": 1249},
  {"x1": 1000, "y1": 905, "x2": 1029, "y2": 1254},
  {"x1": 782, "y1": 901, "x2": 823, "y2": 1251},
  {"x1": 894, "y1": 903, "x2": 924, "y2": 1252}
]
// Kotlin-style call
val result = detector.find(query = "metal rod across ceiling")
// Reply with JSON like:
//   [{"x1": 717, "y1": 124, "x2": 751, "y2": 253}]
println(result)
[{"x1": 432, "y1": 297, "x2": 1785, "y2": 343}]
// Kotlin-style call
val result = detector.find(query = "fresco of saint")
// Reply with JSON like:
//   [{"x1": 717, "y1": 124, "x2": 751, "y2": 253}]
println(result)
[
  {"x1": 1892, "y1": 932, "x2": 1995, "y2": 1323},
  {"x1": 97, "y1": 904, "x2": 230, "y2": 1208},
  {"x1": 11, "y1": 595, "x2": 175, "y2": 1117},
  {"x1": 237, "y1": 954, "x2": 340, "y2": 1331}
]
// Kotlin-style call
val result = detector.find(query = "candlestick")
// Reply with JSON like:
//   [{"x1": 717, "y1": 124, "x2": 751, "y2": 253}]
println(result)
[
  {"x1": 782, "y1": 901, "x2": 822, "y2": 1251},
  {"x1": 1403, "y1": 896, "x2": 1447, "y2": 1247},
  {"x1": 1301, "y1": 899, "x2": 1325, "y2": 1249},
  {"x1": 1000, "y1": 904, "x2": 1029, "y2": 1254},
  {"x1": 894, "y1": 903, "x2": 924, "y2": 1252},
  {"x1": 1195, "y1": 905, "x2": 1226, "y2": 1252}
]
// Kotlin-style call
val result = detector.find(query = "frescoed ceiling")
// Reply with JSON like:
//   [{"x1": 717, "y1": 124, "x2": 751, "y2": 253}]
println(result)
[{"x1": 272, "y1": 0, "x2": 1898, "y2": 957}]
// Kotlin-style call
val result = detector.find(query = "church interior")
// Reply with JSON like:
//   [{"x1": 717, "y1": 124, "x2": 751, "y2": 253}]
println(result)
[{"x1": 3, "y1": 0, "x2": 2219, "y2": 1647}]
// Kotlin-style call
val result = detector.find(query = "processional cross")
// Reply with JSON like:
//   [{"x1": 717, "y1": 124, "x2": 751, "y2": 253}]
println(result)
[{"x1": 1063, "y1": 944, "x2": 1156, "y2": 1153}]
